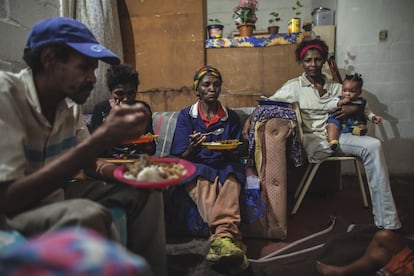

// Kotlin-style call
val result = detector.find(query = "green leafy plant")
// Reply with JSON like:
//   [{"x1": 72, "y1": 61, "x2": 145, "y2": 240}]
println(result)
[
  {"x1": 268, "y1": 11, "x2": 281, "y2": 26},
  {"x1": 292, "y1": 1, "x2": 304, "y2": 16},
  {"x1": 233, "y1": 0, "x2": 258, "y2": 25},
  {"x1": 208, "y1": 18, "x2": 222, "y2": 25},
  {"x1": 233, "y1": 7, "x2": 253, "y2": 25}
]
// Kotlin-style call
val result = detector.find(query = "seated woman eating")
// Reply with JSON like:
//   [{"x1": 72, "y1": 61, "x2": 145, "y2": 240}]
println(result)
[{"x1": 170, "y1": 65, "x2": 248, "y2": 272}]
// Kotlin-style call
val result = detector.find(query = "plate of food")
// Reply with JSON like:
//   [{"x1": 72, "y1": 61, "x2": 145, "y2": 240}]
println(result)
[
  {"x1": 122, "y1": 134, "x2": 159, "y2": 145},
  {"x1": 201, "y1": 139, "x2": 243, "y2": 150},
  {"x1": 113, "y1": 155, "x2": 196, "y2": 189}
]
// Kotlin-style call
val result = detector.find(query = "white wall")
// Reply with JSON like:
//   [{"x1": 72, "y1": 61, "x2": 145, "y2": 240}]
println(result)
[
  {"x1": 336, "y1": 0, "x2": 414, "y2": 175},
  {"x1": 0, "y1": 0, "x2": 60, "y2": 72},
  {"x1": 208, "y1": 0, "x2": 414, "y2": 175}
]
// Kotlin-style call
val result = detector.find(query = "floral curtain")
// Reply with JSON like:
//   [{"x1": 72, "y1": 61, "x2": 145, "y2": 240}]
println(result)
[{"x1": 60, "y1": 0, "x2": 124, "y2": 113}]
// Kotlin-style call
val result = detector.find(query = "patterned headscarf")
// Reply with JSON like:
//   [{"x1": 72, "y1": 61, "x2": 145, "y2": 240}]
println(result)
[{"x1": 193, "y1": 65, "x2": 222, "y2": 91}]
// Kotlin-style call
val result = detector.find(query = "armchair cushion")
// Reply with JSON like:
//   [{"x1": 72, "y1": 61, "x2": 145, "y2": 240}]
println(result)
[{"x1": 244, "y1": 118, "x2": 292, "y2": 238}]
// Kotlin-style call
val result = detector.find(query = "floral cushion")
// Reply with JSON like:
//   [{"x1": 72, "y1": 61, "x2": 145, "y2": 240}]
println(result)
[{"x1": 0, "y1": 228, "x2": 151, "y2": 275}]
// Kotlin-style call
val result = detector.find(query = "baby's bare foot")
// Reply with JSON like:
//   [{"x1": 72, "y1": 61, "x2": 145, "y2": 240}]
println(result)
[{"x1": 316, "y1": 261, "x2": 346, "y2": 276}]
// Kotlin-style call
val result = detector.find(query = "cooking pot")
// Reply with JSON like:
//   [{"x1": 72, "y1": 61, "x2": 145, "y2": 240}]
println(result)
[{"x1": 312, "y1": 7, "x2": 335, "y2": 25}]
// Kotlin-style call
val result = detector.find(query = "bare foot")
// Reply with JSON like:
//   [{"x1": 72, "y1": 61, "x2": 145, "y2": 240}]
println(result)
[{"x1": 316, "y1": 261, "x2": 346, "y2": 276}]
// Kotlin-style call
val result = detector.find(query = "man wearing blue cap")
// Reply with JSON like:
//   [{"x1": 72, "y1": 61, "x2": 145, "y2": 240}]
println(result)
[{"x1": 0, "y1": 17, "x2": 166, "y2": 276}]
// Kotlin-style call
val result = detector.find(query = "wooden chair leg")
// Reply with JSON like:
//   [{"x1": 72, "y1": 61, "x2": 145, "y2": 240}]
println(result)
[
  {"x1": 291, "y1": 162, "x2": 321, "y2": 215},
  {"x1": 354, "y1": 159, "x2": 369, "y2": 207},
  {"x1": 294, "y1": 163, "x2": 313, "y2": 199}
]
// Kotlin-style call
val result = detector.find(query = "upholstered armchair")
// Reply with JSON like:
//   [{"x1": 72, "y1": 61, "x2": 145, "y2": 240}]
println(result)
[{"x1": 154, "y1": 106, "x2": 298, "y2": 240}]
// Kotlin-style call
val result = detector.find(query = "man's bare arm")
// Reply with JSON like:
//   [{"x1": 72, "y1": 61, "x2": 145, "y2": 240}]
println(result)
[{"x1": 0, "y1": 103, "x2": 150, "y2": 216}]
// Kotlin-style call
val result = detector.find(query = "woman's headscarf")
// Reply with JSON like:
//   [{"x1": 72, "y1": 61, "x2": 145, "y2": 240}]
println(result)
[{"x1": 193, "y1": 65, "x2": 222, "y2": 91}]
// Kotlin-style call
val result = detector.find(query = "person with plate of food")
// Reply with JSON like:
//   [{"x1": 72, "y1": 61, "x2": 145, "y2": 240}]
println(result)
[
  {"x1": 170, "y1": 65, "x2": 248, "y2": 272},
  {"x1": 90, "y1": 64, "x2": 156, "y2": 158},
  {"x1": 0, "y1": 17, "x2": 166, "y2": 276}
]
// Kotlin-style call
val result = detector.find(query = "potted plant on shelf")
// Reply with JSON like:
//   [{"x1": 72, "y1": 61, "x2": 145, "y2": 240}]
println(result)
[
  {"x1": 207, "y1": 18, "x2": 224, "y2": 39},
  {"x1": 267, "y1": 11, "x2": 281, "y2": 35},
  {"x1": 288, "y1": 0, "x2": 303, "y2": 33},
  {"x1": 233, "y1": 0, "x2": 258, "y2": 37}
]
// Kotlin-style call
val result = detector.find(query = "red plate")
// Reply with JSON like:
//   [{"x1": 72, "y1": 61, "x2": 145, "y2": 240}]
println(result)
[
  {"x1": 122, "y1": 135, "x2": 159, "y2": 145},
  {"x1": 113, "y1": 157, "x2": 196, "y2": 189}
]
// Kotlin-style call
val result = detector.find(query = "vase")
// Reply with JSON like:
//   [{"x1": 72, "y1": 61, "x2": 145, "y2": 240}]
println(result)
[
  {"x1": 237, "y1": 23, "x2": 255, "y2": 37},
  {"x1": 267, "y1": 26, "x2": 280, "y2": 35},
  {"x1": 207, "y1": 24, "x2": 224, "y2": 39}
]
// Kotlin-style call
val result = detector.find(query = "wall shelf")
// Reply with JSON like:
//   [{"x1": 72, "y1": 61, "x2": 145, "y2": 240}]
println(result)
[{"x1": 205, "y1": 33, "x2": 301, "y2": 48}]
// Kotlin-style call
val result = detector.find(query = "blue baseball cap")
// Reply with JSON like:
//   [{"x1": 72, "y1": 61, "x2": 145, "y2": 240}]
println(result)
[{"x1": 26, "y1": 17, "x2": 120, "y2": 65}]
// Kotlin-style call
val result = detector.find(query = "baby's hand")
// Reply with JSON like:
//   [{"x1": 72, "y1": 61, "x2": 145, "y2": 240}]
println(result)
[
  {"x1": 372, "y1": 115, "x2": 382, "y2": 124},
  {"x1": 339, "y1": 97, "x2": 351, "y2": 106}
]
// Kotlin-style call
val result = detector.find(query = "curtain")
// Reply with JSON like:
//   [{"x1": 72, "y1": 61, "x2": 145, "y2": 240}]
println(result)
[{"x1": 60, "y1": 0, "x2": 124, "y2": 113}]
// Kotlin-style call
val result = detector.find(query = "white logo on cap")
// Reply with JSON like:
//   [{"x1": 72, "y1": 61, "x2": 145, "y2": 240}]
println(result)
[{"x1": 90, "y1": 45, "x2": 104, "y2": 52}]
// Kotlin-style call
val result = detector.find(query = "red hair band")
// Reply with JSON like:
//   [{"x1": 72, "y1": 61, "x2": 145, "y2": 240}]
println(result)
[{"x1": 300, "y1": 44, "x2": 324, "y2": 59}]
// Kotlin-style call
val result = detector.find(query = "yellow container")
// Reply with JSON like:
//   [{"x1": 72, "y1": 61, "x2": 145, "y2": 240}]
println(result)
[{"x1": 288, "y1": 18, "x2": 301, "y2": 33}]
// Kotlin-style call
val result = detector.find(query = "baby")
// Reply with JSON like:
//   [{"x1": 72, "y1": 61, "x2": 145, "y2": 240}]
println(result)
[{"x1": 327, "y1": 73, "x2": 382, "y2": 150}]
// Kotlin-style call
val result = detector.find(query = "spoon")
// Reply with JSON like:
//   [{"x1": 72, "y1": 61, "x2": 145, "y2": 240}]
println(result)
[{"x1": 200, "y1": 128, "x2": 224, "y2": 136}]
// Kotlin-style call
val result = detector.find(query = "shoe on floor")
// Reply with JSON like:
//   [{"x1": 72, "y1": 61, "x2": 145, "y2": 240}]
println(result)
[{"x1": 206, "y1": 237, "x2": 249, "y2": 270}]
